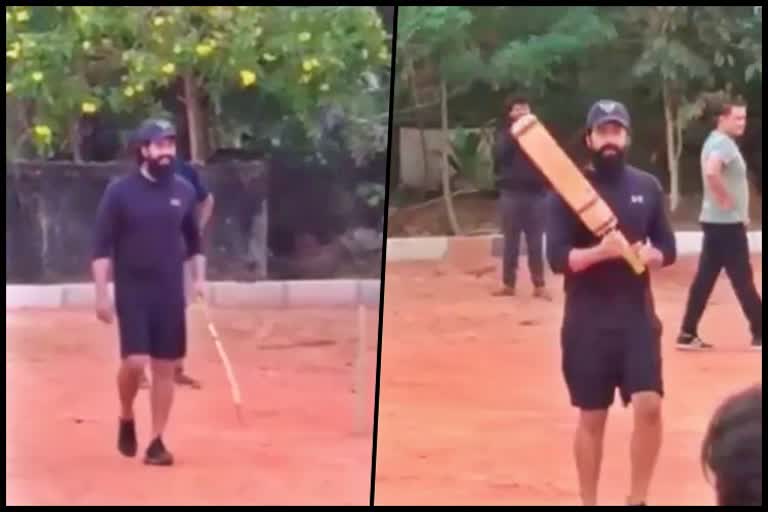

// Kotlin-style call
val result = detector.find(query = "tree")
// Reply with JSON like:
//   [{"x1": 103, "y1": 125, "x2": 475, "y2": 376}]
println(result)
[
  {"x1": 395, "y1": 6, "x2": 616, "y2": 234},
  {"x1": 6, "y1": 6, "x2": 390, "y2": 162},
  {"x1": 627, "y1": 6, "x2": 762, "y2": 211}
]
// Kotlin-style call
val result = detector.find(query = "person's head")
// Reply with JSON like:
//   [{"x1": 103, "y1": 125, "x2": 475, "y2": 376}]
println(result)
[
  {"x1": 702, "y1": 384, "x2": 762, "y2": 506},
  {"x1": 132, "y1": 119, "x2": 177, "y2": 180},
  {"x1": 714, "y1": 98, "x2": 747, "y2": 138},
  {"x1": 505, "y1": 95, "x2": 531, "y2": 124},
  {"x1": 585, "y1": 100, "x2": 631, "y2": 175}
]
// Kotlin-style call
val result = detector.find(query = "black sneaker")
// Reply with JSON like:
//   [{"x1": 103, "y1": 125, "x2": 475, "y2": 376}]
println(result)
[
  {"x1": 752, "y1": 337, "x2": 762, "y2": 351},
  {"x1": 676, "y1": 333, "x2": 714, "y2": 351},
  {"x1": 144, "y1": 437, "x2": 174, "y2": 466},
  {"x1": 117, "y1": 418, "x2": 137, "y2": 457}
]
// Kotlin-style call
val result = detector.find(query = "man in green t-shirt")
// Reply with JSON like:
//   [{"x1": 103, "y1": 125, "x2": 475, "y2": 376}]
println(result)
[{"x1": 677, "y1": 99, "x2": 762, "y2": 351}]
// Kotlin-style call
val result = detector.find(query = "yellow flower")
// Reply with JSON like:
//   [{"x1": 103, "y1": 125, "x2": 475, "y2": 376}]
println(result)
[
  {"x1": 255, "y1": 27, "x2": 263, "y2": 37},
  {"x1": 298, "y1": 32, "x2": 311, "y2": 43},
  {"x1": 195, "y1": 44, "x2": 213, "y2": 57},
  {"x1": 82, "y1": 41, "x2": 92, "y2": 51},
  {"x1": 34, "y1": 125, "x2": 52, "y2": 140},
  {"x1": 263, "y1": 53, "x2": 276, "y2": 62},
  {"x1": 135, "y1": 84, "x2": 145, "y2": 92},
  {"x1": 11, "y1": 41, "x2": 21, "y2": 53},
  {"x1": 16, "y1": 10, "x2": 29, "y2": 22},
  {"x1": 311, "y1": 58, "x2": 320, "y2": 68},
  {"x1": 208, "y1": 39, "x2": 217, "y2": 49},
  {"x1": 124, "y1": 86, "x2": 135, "y2": 97},
  {"x1": 81, "y1": 101, "x2": 97, "y2": 114},
  {"x1": 32, "y1": 71, "x2": 43, "y2": 82},
  {"x1": 302, "y1": 59, "x2": 313, "y2": 72},
  {"x1": 379, "y1": 47, "x2": 389, "y2": 61},
  {"x1": 162, "y1": 62, "x2": 176, "y2": 75},
  {"x1": 6, "y1": 82, "x2": 13, "y2": 94},
  {"x1": 173, "y1": 44, "x2": 182, "y2": 55},
  {"x1": 240, "y1": 70, "x2": 256, "y2": 87},
  {"x1": 6, "y1": 12, "x2": 10, "y2": 22},
  {"x1": 319, "y1": 83, "x2": 329, "y2": 92},
  {"x1": 153, "y1": 16, "x2": 165, "y2": 27},
  {"x1": 361, "y1": 49, "x2": 369, "y2": 60}
]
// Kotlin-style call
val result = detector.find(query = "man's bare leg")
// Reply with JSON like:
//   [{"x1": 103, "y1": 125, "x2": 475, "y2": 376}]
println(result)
[
  {"x1": 628, "y1": 392, "x2": 663, "y2": 505},
  {"x1": 575, "y1": 409, "x2": 609, "y2": 506},
  {"x1": 118, "y1": 355, "x2": 148, "y2": 419},
  {"x1": 149, "y1": 359, "x2": 176, "y2": 440},
  {"x1": 117, "y1": 355, "x2": 148, "y2": 457}
]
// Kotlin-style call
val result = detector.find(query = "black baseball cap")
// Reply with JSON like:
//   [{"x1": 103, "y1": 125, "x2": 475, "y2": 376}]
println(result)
[
  {"x1": 586, "y1": 100, "x2": 631, "y2": 130},
  {"x1": 132, "y1": 118, "x2": 176, "y2": 145}
]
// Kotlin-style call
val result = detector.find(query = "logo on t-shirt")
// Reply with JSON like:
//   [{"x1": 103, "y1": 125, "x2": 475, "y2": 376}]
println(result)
[
  {"x1": 170, "y1": 198, "x2": 181, "y2": 207},
  {"x1": 631, "y1": 195, "x2": 644, "y2": 205}
]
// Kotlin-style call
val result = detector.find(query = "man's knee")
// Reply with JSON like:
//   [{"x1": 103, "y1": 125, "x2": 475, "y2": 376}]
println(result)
[
  {"x1": 579, "y1": 410, "x2": 609, "y2": 436},
  {"x1": 151, "y1": 358, "x2": 179, "y2": 379},
  {"x1": 122, "y1": 355, "x2": 150, "y2": 373},
  {"x1": 632, "y1": 392, "x2": 663, "y2": 424}
]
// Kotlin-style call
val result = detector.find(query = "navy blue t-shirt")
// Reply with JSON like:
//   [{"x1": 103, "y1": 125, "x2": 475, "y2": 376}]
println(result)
[
  {"x1": 174, "y1": 159, "x2": 209, "y2": 203},
  {"x1": 93, "y1": 171, "x2": 202, "y2": 284},
  {"x1": 547, "y1": 165, "x2": 677, "y2": 326}
]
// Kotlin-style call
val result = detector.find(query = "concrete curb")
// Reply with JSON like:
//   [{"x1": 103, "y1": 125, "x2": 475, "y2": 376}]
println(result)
[
  {"x1": 6, "y1": 280, "x2": 381, "y2": 310},
  {"x1": 386, "y1": 231, "x2": 763, "y2": 262}
]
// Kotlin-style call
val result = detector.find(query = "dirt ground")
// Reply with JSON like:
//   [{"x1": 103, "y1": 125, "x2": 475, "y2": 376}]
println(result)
[
  {"x1": 375, "y1": 255, "x2": 762, "y2": 506},
  {"x1": 6, "y1": 306, "x2": 379, "y2": 506}
]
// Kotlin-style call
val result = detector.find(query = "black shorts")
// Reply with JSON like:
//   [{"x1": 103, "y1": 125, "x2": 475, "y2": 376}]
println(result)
[
  {"x1": 115, "y1": 282, "x2": 187, "y2": 361},
  {"x1": 561, "y1": 316, "x2": 663, "y2": 410}
]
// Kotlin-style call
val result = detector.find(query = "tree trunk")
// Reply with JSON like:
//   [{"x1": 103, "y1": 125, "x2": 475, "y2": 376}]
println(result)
[
  {"x1": 440, "y1": 78, "x2": 462, "y2": 235},
  {"x1": 183, "y1": 72, "x2": 209, "y2": 163},
  {"x1": 662, "y1": 81, "x2": 680, "y2": 212},
  {"x1": 407, "y1": 60, "x2": 432, "y2": 198}
]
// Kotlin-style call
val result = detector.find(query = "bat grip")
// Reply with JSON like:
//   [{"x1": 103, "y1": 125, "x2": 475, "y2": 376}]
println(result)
[{"x1": 615, "y1": 232, "x2": 646, "y2": 275}]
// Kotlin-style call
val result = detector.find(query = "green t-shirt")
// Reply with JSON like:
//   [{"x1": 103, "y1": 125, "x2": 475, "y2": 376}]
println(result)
[{"x1": 700, "y1": 130, "x2": 749, "y2": 224}]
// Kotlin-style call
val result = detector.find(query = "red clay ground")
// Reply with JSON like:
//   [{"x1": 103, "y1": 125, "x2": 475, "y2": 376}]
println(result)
[
  {"x1": 375, "y1": 255, "x2": 762, "y2": 506},
  {"x1": 6, "y1": 305, "x2": 378, "y2": 506}
]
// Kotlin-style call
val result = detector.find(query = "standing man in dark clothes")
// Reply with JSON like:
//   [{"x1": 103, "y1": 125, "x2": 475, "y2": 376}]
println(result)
[
  {"x1": 93, "y1": 119, "x2": 205, "y2": 466},
  {"x1": 547, "y1": 100, "x2": 677, "y2": 505},
  {"x1": 493, "y1": 96, "x2": 551, "y2": 299},
  {"x1": 676, "y1": 98, "x2": 762, "y2": 351},
  {"x1": 137, "y1": 148, "x2": 215, "y2": 390},
  {"x1": 174, "y1": 157, "x2": 215, "y2": 387}
]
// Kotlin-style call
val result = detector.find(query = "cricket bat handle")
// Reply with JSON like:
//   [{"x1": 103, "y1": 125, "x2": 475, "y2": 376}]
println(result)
[{"x1": 610, "y1": 229, "x2": 646, "y2": 275}]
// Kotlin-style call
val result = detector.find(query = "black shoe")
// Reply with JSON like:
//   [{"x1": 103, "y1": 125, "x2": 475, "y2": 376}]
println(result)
[
  {"x1": 117, "y1": 418, "x2": 137, "y2": 457},
  {"x1": 752, "y1": 337, "x2": 762, "y2": 351},
  {"x1": 144, "y1": 437, "x2": 174, "y2": 466},
  {"x1": 676, "y1": 333, "x2": 714, "y2": 351}
]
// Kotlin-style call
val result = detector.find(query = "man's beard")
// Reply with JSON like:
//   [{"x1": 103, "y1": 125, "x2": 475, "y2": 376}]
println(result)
[
  {"x1": 591, "y1": 145, "x2": 626, "y2": 182},
  {"x1": 146, "y1": 156, "x2": 174, "y2": 181}
]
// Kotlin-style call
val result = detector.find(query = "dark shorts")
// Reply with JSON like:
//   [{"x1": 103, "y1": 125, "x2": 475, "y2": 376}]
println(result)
[
  {"x1": 115, "y1": 281, "x2": 187, "y2": 361},
  {"x1": 561, "y1": 315, "x2": 663, "y2": 410}
]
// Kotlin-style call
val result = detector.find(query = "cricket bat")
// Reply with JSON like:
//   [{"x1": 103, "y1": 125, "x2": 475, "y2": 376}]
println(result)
[{"x1": 511, "y1": 114, "x2": 645, "y2": 275}]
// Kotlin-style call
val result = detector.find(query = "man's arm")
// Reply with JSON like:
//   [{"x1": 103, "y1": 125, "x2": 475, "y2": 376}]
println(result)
[
  {"x1": 198, "y1": 194, "x2": 214, "y2": 231},
  {"x1": 645, "y1": 179, "x2": 677, "y2": 268},
  {"x1": 704, "y1": 153, "x2": 734, "y2": 210},
  {"x1": 547, "y1": 194, "x2": 625, "y2": 274},
  {"x1": 92, "y1": 182, "x2": 119, "y2": 320},
  {"x1": 181, "y1": 203, "x2": 205, "y2": 282}
]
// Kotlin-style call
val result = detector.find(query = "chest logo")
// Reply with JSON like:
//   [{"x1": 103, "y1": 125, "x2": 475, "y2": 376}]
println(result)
[
  {"x1": 170, "y1": 198, "x2": 182, "y2": 207},
  {"x1": 631, "y1": 195, "x2": 644, "y2": 205}
]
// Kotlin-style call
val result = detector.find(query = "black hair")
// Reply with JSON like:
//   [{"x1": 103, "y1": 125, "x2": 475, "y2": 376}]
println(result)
[
  {"x1": 504, "y1": 95, "x2": 530, "y2": 113},
  {"x1": 701, "y1": 384, "x2": 762, "y2": 506}
]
